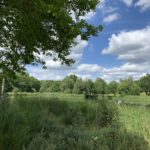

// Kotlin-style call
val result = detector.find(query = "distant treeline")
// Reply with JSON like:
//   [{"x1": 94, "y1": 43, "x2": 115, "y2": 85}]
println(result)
[{"x1": 0, "y1": 73, "x2": 150, "y2": 96}]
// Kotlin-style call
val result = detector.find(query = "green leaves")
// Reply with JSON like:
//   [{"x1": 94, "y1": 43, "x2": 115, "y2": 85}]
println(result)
[{"x1": 0, "y1": 0, "x2": 103, "y2": 74}]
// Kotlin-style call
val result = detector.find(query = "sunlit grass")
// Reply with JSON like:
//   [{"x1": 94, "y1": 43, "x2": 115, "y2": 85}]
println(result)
[{"x1": 119, "y1": 106, "x2": 150, "y2": 146}]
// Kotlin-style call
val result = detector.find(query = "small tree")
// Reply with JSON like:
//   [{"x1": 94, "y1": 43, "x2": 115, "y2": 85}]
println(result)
[
  {"x1": 95, "y1": 78, "x2": 108, "y2": 95},
  {"x1": 118, "y1": 81, "x2": 129, "y2": 96},
  {"x1": 73, "y1": 79, "x2": 85, "y2": 94},
  {"x1": 129, "y1": 83, "x2": 141, "y2": 96},
  {"x1": 84, "y1": 79, "x2": 98, "y2": 99},
  {"x1": 139, "y1": 74, "x2": 150, "y2": 96},
  {"x1": 61, "y1": 75, "x2": 78, "y2": 93},
  {"x1": 108, "y1": 81, "x2": 118, "y2": 96}
]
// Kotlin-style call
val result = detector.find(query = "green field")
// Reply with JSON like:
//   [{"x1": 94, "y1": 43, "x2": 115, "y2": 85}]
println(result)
[{"x1": 0, "y1": 93, "x2": 150, "y2": 150}]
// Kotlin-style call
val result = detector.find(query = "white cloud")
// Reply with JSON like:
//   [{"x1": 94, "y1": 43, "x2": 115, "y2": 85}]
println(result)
[
  {"x1": 102, "y1": 26, "x2": 150, "y2": 64},
  {"x1": 76, "y1": 64, "x2": 103, "y2": 73},
  {"x1": 103, "y1": 13, "x2": 120, "y2": 23},
  {"x1": 122, "y1": 0, "x2": 133, "y2": 7},
  {"x1": 28, "y1": 61, "x2": 150, "y2": 81},
  {"x1": 122, "y1": 0, "x2": 150, "y2": 11},
  {"x1": 34, "y1": 53, "x2": 69, "y2": 70},
  {"x1": 29, "y1": 68, "x2": 67, "y2": 80},
  {"x1": 100, "y1": 26, "x2": 150, "y2": 81},
  {"x1": 102, "y1": 65, "x2": 148, "y2": 82},
  {"x1": 105, "y1": 6, "x2": 119, "y2": 14},
  {"x1": 70, "y1": 36, "x2": 88, "y2": 60},
  {"x1": 97, "y1": 0, "x2": 119, "y2": 16},
  {"x1": 103, "y1": 63, "x2": 149, "y2": 75},
  {"x1": 135, "y1": 0, "x2": 150, "y2": 11}
]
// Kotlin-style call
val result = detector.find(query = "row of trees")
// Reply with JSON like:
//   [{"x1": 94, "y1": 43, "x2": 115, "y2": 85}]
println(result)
[
  {"x1": 1, "y1": 73, "x2": 150, "y2": 96},
  {"x1": 40, "y1": 75, "x2": 140, "y2": 96},
  {"x1": 40, "y1": 74, "x2": 150, "y2": 96}
]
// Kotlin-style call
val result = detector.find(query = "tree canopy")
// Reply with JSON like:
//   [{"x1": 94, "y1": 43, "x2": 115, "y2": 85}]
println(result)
[
  {"x1": 139, "y1": 74, "x2": 150, "y2": 96},
  {"x1": 108, "y1": 81, "x2": 118, "y2": 96},
  {"x1": 95, "y1": 78, "x2": 108, "y2": 95},
  {"x1": 0, "y1": 0, "x2": 103, "y2": 74},
  {"x1": 118, "y1": 77, "x2": 141, "y2": 96}
]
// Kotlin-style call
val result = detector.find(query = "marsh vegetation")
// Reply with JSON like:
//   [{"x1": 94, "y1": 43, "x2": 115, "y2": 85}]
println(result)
[{"x1": 0, "y1": 94, "x2": 150, "y2": 150}]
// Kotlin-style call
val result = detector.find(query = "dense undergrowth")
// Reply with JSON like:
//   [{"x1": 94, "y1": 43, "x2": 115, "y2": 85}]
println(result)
[{"x1": 0, "y1": 96, "x2": 149, "y2": 150}]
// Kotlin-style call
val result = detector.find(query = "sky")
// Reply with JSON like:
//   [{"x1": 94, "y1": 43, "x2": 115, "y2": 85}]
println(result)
[{"x1": 27, "y1": 0, "x2": 150, "y2": 82}]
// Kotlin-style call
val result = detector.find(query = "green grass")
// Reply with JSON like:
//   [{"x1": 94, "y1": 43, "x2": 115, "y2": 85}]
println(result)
[
  {"x1": 0, "y1": 95, "x2": 118, "y2": 150},
  {"x1": 9, "y1": 93, "x2": 150, "y2": 104},
  {"x1": 119, "y1": 106, "x2": 150, "y2": 147},
  {"x1": 112, "y1": 95, "x2": 150, "y2": 147},
  {"x1": 0, "y1": 93, "x2": 150, "y2": 150},
  {"x1": 8, "y1": 92, "x2": 85, "y2": 102},
  {"x1": 113, "y1": 94, "x2": 150, "y2": 105}
]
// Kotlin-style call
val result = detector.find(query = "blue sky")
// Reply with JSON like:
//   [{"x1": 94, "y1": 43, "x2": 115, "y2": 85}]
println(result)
[{"x1": 27, "y1": 0, "x2": 150, "y2": 81}]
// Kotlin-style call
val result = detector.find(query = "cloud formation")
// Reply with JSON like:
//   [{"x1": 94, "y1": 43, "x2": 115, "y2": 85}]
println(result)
[
  {"x1": 69, "y1": 36, "x2": 88, "y2": 60},
  {"x1": 101, "y1": 26, "x2": 150, "y2": 81},
  {"x1": 76, "y1": 64, "x2": 103, "y2": 73},
  {"x1": 102, "y1": 26, "x2": 150, "y2": 64},
  {"x1": 135, "y1": 0, "x2": 150, "y2": 11},
  {"x1": 122, "y1": 0, "x2": 133, "y2": 7},
  {"x1": 103, "y1": 13, "x2": 120, "y2": 23},
  {"x1": 122, "y1": 0, "x2": 150, "y2": 10}
]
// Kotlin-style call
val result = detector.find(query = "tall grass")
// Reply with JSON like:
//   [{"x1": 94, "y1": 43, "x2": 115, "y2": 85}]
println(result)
[
  {"x1": 0, "y1": 95, "x2": 149, "y2": 150},
  {"x1": 119, "y1": 106, "x2": 150, "y2": 147}
]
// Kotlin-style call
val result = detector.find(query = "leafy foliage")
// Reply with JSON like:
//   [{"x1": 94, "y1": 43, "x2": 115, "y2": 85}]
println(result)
[
  {"x1": 40, "y1": 80, "x2": 61, "y2": 92},
  {"x1": 95, "y1": 78, "x2": 108, "y2": 95},
  {"x1": 73, "y1": 79, "x2": 85, "y2": 94},
  {"x1": 118, "y1": 77, "x2": 141, "y2": 96},
  {"x1": 108, "y1": 81, "x2": 118, "y2": 96},
  {"x1": 139, "y1": 74, "x2": 150, "y2": 96},
  {"x1": 0, "y1": 0, "x2": 103, "y2": 74},
  {"x1": 61, "y1": 75, "x2": 78, "y2": 93},
  {"x1": 0, "y1": 73, "x2": 40, "y2": 92}
]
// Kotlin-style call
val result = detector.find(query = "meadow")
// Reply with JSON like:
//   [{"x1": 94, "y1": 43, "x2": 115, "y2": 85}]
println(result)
[{"x1": 0, "y1": 93, "x2": 150, "y2": 150}]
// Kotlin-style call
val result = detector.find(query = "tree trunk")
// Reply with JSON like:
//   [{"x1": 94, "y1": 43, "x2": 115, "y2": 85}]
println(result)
[{"x1": 1, "y1": 77, "x2": 5, "y2": 95}]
